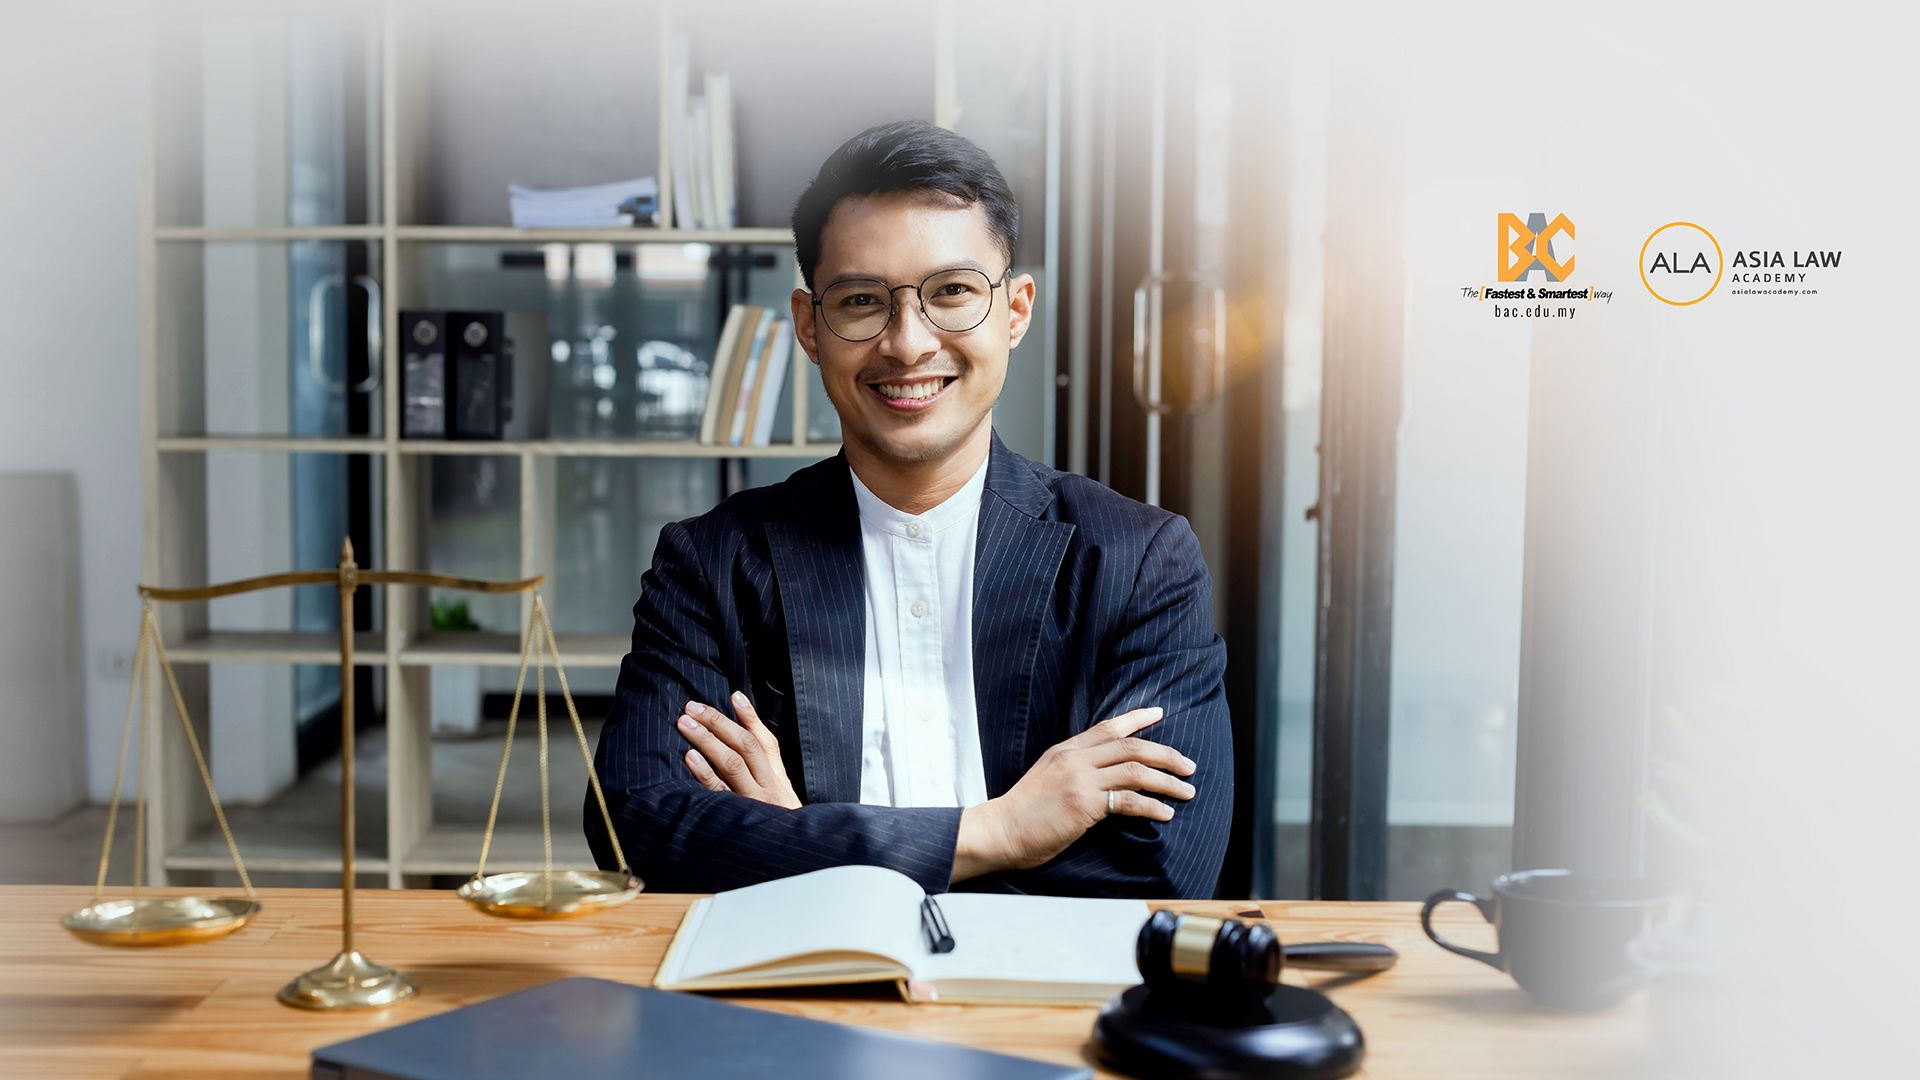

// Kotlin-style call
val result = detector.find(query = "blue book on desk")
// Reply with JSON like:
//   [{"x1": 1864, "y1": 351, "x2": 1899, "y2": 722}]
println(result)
[{"x1": 310, "y1": 976, "x2": 1091, "y2": 1080}]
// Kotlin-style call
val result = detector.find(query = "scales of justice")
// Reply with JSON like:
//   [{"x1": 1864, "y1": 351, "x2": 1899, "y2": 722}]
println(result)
[{"x1": 58, "y1": 538, "x2": 641, "y2": 1010}]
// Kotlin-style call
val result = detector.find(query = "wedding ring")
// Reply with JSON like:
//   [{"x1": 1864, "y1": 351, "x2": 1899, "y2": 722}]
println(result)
[{"x1": 1106, "y1": 790, "x2": 1116, "y2": 814}]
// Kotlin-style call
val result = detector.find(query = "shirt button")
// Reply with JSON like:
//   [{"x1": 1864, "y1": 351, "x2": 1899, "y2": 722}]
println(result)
[
  {"x1": 906, "y1": 521, "x2": 923, "y2": 537},
  {"x1": 910, "y1": 600, "x2": 928, "y2": 618}
]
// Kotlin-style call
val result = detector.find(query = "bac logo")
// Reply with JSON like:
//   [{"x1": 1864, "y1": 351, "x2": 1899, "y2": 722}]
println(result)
[{"x1": 1498, "y1": 212, "x2": 1575, "y2": 282}]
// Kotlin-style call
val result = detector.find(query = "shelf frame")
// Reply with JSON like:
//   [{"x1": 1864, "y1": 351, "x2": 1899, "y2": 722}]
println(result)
[
  {"x1": 156, "y1": 436, "x2": 389, "y2": 455},
  {"x1": 394, "y1": 438, "x2": 840, "y2": 458},
  {"x1": 164, "y1": 630, "x2": 388, "y2": 666},
  {"x1": 395, "y1": 225, "x2": 794, "y2": 245},
  {"x1": 138, "y1": 0, "x2": 943, "y2": 889},
  {"x1": 152, "y1": 225, "x2": 795, "y2": 244},
  {"x1": 396, "y1": 630, "x2": 627, "y2": 669},
  {"x1": 154, "y1": 225, "x2": 385, "y2": 242}
]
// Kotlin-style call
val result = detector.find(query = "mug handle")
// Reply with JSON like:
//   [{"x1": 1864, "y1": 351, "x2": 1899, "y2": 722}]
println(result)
[{"x1": 1421, "y1": 889, "x2": 1502, "y2": 970}]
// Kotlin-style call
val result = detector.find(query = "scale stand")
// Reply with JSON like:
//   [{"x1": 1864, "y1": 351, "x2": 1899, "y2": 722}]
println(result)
[{"x1": 275, "y1": 540, "x2": 409, "y2": 1009}]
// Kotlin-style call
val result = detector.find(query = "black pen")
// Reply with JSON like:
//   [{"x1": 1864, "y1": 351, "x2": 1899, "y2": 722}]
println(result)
[{"x1": 920, "y1": 896, "x2": 955, "y2": 954}]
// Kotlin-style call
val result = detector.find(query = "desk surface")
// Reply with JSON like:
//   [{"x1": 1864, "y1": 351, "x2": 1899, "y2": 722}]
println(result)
[{"x1": 0, "y1": 886, "x2": 1650, "y2": 1078}]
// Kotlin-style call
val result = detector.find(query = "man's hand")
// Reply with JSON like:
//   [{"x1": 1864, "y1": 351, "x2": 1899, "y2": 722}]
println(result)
[
  {"x1": 674, "y1": 691, "x2": 802, "y2": 810},
  {"x1": 952, "y1": 706, "x2": 1195, "y2": 882}
]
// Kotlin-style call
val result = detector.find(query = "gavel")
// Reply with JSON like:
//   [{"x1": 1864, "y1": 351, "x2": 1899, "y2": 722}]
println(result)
[
  {"x1": 1094, "y1": 912, "x2": 1394, "y2": 1078},
  {"x1": 1135, "y1": 911, "x2": 1398, "y2": 998}
]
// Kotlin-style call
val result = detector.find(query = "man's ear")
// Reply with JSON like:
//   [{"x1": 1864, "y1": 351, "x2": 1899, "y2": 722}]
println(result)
[
  {"x1": 1005, "y1": 272, "x2": 1037, "y2": 351},
  {"x1": 790, "y1": 288, "x2": 822, "y2": 365}
]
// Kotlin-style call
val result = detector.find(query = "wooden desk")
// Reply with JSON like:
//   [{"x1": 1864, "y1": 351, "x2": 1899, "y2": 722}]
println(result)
[{"x1": 0, "y1": 886, "x2": 1649, "y2": 1077}]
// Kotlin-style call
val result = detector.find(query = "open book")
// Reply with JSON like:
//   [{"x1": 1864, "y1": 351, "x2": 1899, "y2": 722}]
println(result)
[{"x1": 654, "y1": 865, "x2": 1150, "y2": 1006}]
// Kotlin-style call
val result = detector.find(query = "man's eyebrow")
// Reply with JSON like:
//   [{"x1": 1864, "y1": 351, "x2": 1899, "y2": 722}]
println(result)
[{"x1": 820, "y1": 259, "x2": 993, "y2": 289}]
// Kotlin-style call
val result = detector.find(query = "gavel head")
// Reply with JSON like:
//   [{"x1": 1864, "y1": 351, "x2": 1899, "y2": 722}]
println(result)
[{"x1": 1136, "y1": 911, "x2": 1283, "y2": 1000}]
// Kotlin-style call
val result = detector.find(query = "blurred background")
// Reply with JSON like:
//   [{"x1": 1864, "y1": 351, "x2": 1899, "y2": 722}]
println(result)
[{"x1": 0, "y1": 6, "x2": 1911, "y2": 1033}]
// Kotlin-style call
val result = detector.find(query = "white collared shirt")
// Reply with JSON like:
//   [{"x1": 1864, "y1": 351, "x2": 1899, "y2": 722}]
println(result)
[{"x1": 848, "y1": 455, "x2": 993, "y2": 809}]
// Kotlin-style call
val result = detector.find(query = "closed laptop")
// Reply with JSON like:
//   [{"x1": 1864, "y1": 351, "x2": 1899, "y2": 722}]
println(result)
[{"x1": 311, "y1": 976, "x2": 1092, "y2": 1080}]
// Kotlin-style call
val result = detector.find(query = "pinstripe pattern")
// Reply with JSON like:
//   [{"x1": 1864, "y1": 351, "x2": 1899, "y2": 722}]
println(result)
[{"x1": 586, "y1": 429, "x2": 1233, "y2": 897}]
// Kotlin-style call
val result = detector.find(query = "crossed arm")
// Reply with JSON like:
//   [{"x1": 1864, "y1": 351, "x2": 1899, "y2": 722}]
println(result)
[{"x1": 585, "y1": 515, "x2": 1232, "y2": 898}]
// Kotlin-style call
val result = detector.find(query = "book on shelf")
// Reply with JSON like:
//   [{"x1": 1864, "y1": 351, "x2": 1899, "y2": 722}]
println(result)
[
  {"x1": 700, "y1": 305, "x2": 801, "y2": 446},
  {"x1": 654, "y1": 865, "x2": 1148, "y2": 1006},
  {"x1": 710, "y1": 306, "x2": 763, "y2": 443},
  {"x1": 667, "y1": 33, "x2": 695, "y2": 229},
  {"x1": 665, "y1": 34, "x2": 739, "y2": 230},
  {"x1": 745, "y1": 320, "x2": 792, "y2": 447},
  {"x1": 707, "y1": 71, "x2": 737, "y2": 229},
  {"x1": 726, "y1": 309, "x2": 775, "y2": 445},
  {"x1": 698, "y1": 304, "x2": 749, "y2": 443},
  {"x1": 688, "y1": 93, "x2": 712, "y2": 229}
]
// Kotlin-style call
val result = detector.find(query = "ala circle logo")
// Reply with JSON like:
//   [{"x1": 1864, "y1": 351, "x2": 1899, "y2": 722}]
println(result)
[{"x1": 1640, "y1": 222, "x2": 1724, "y2": 306}]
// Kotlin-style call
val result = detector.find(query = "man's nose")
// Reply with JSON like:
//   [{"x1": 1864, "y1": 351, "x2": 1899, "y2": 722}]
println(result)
[{"x1": 877, "y1": 284, "x2": 942, "y2": 363}]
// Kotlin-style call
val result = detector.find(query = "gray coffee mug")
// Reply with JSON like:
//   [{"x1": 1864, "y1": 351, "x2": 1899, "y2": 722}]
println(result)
[{"x1": 1421, "y1": 869, "x2": 1677, "y2": 1011}]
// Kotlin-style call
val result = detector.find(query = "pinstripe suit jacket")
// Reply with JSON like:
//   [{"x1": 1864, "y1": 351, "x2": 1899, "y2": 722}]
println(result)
[{"x1": 585, "y1": 429, "x2": 1232, "y2": 898}]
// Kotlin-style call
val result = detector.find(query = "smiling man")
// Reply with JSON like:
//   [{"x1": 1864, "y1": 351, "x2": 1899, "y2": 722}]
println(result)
[{"x1": 585, "y1": 120, "x2": 1231, "y2": 897}]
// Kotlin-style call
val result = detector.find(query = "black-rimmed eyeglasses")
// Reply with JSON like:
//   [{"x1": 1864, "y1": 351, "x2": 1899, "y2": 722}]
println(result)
[{"x1": 810, "y1": 267, "x2": 1011, "y2": 342}]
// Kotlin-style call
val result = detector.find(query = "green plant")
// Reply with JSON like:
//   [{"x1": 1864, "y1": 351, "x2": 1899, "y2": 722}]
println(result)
[{"x1": 430, "y1": 597, "x2": 482, "y2": 632}]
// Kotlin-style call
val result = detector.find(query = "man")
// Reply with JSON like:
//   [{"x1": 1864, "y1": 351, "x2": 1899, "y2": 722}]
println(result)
[{"x1": 586, "y1": 120, "x2": 1231, "y2": 898}]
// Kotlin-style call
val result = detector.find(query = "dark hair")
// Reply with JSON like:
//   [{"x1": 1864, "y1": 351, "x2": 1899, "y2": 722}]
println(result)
[{"x1": 791, "y1": 120, "x2": 1019, "y2": 291}]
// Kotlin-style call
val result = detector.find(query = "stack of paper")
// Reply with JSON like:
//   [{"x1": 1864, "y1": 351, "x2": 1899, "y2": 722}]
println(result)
[{"x1": 508, "y1": 177, "x2": 659, "y2": 228}]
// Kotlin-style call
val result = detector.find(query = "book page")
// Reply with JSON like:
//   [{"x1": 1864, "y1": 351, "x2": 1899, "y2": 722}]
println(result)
[
  {"x1": 672, "y1": 865, "x2": 927, "y2": 981},
  {"x1": 917, "y1": 895, "x2": 1148, "y2": 990}
]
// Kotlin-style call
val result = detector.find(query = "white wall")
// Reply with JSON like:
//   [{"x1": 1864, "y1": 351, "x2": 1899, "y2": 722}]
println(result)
[
  {"x1": 0, "y1": 475, "x2": 85, "y2": 819},
  {"x1": 0, "y1": 1, "x2": 146, "y2": 802}
]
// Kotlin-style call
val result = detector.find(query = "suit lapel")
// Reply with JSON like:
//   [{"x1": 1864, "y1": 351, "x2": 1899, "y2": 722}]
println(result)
[
  {"x1": 766, "y1": 435, "x2": 1075, "y2": 804},
  {"x1": 764, "y1": 455, "x2": 867, "y2": 804},
  {"x1": 972, "y1": 433, "x2": 1075, "y2": 796}
]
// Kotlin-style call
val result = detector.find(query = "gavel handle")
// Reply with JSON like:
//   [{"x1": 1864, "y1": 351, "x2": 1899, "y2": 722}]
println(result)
[{"x1": 1281, "y1": 941, "x2": 1399, "y2": 973}]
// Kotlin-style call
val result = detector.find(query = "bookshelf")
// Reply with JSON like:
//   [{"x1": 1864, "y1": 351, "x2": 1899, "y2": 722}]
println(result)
[{"x1": 134, "y1": 0, "x2": 1036, "y2": 887}]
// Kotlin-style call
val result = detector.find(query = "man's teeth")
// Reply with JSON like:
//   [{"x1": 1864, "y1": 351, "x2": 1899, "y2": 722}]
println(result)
[{"x1": 873, "y1": 379, "x2": 948, "y2": 401}]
